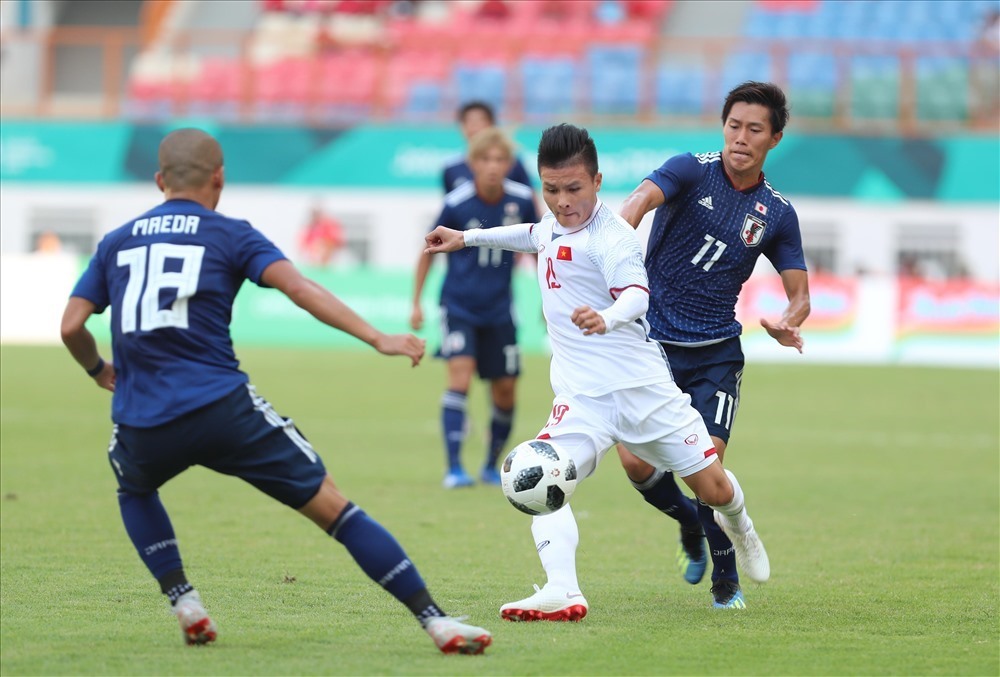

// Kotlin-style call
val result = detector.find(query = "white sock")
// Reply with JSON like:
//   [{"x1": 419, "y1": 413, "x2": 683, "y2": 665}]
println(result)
[
  {"x1": 712, "y1": 469, "x2": 752, "y2": 532},
  {"x1": 531, "y1": 504, "x2": 580, "y2": 591}
]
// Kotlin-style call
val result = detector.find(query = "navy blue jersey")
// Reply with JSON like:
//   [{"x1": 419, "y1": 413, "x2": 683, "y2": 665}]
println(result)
[
  {"x1": 71, "y1": 198, "x2": 286, "y2": 427},
  {"x1": 442, "y1": 155, "x2": 534, "y2": 194},
  {"x1": 644, "y1": 152, "x2": 807, "y2": 345},
  {"x1": 435, "y1": 179, "x2": 537, "y2": 325}
]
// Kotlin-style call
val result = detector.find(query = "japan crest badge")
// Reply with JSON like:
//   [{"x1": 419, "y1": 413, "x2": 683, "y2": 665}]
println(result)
[{"x1": 741, "y1": 213, "x2": 767, "y2": 247}]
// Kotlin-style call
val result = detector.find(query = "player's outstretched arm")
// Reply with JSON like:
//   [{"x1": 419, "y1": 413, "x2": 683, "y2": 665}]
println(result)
[
  {"x1": 61, "y1": 296, "x2": 116, "y2": 391},
  {"x1": 618, "y1": 179, "x2": 666, "y2": 230},
  {"x1": 760, "y1": 268, "x2": 811, "y2": 353},
  {"x1": 262, "y1": 260, "x2": 425, "y2": 366}
]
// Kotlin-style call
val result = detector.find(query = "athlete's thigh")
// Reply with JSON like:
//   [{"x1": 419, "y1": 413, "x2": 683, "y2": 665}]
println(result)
[
  {"x1": 615, "y1": 382, "x2": 717, "y2": 478},
  {"x1": 204, "y1": 384, "x2": 327, "y2": 509},
  {"x1": 110, "y1": 422, "x2": 198, "y2": 494},
  {"x1": 663, "y1": 339, "x2": 744, "y2": 442},
  {"x1": 536, "y1": 394, "x2": 616, "y2": 480},
  {"x1": 474, "y1": 320, "x2": 520, "y2": 380}
]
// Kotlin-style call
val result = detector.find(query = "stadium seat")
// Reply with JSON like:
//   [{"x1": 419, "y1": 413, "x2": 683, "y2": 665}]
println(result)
[
  {"x1": 850, "y1": 55, "x2": 901, "y2": 120},
  {"x1": 520, "y1": 57, "x2": 579, "y2": 119},
  {"x1": 586, "y1": 45, "x2": 642, "y2": 115},
  {"x1": 718, "y1": 52, "x2": 772, "y2": 101},
  {"x1": 915, "y1": 56, "x2": 969, "y2": 122},
  {"x1": 655, "y1": 65, "x2": 705, "y2": 116},
  {"x1": 453, "y1": 64, "x2": 507, "y2": 116}
]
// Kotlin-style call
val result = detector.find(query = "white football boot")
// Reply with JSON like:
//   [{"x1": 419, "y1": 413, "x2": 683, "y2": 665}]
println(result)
[
  {"x1": 713, "y1": 511, "x2": 770, "y2": 583},
  {"x1": 173, "y1": 590, "x2": 218, "y2": 646},
  {"x1": 500, "y1": 583, "x2": 588, "y2": 622},
  {"x1": 424, "y1": 616, "x2": 492, "y2": 654}
]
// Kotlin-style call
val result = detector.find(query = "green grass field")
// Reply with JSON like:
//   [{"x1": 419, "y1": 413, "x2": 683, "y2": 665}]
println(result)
[{"x1": 1, "y1": 345, "x2": 997, "y2": 676}]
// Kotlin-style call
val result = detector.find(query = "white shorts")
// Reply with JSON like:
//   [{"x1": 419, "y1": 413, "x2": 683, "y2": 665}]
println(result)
[{"x1": 537, "y1": 382, "x2": 717, "y2": 481}]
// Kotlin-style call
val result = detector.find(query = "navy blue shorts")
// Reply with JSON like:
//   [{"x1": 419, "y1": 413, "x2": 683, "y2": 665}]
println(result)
[
  {"x1": 661, "y1": 337, "x2": 744, "y2": 443},
  {"x1": 436, "y1": 312, "x2": 520, "y2": 380},
  {"x1": 108, "y1": 384, "x2": 327, "y2": 509}
]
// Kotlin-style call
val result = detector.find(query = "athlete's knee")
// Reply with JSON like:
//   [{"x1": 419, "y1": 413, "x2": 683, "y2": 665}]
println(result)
[
  {"x1": 696, "y1": 471, "x2": 733, "y2": 507},
  {"x1": 299, "y1": 475, "x2": 349, "y2": 530},
  {"x1": 616, "y1": 444, "x2": 656, "y2": 483}
]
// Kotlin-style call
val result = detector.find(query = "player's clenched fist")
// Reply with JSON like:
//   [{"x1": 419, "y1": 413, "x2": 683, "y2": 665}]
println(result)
[
  {"x1": 373, "y1": 333, "x2": 426, "y2": 366},
  {"x1": 424, "y1": 226, "x2": 466, "y2": 254},
  {"x1": 571, "y1": 306, "x2": 607, "y2": 336}
]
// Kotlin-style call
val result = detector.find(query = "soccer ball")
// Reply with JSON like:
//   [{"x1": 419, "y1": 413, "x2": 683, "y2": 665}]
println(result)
[{"x1": 500, "y1": 439, "x2": 578, "y2": 516}]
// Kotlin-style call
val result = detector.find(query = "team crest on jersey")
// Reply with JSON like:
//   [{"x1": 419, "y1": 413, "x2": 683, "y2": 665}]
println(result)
[
  {"x1": 741, "y1": 214, "x2": 767, "y2": 247},
  {"x1": 503, "y1": 202, "x2": 522, "y2": 226}
]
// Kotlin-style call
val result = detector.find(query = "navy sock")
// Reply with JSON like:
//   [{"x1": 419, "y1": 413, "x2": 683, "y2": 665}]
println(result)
[
  {"x1": 404, "y1": 589, "x2": 447, "y2": 627},
  {"x1": 327, "y1": 503, "x2": 427, "y2": 605},
  {"x1": 441, "y1": 390, "x2": 467, "y2": 472},
  {"x1": 633, "y1": 470, "x2": 700, "y2": 529},
  {"x1": 486, "y1": 405, "x2": 513, "y2": 469},
  {"x1": 158, "y1": 568, "x2": 194, "y2": 605},
  {"x1": 698, "y1": 499, "x2": 738, "y2": 583},
  {"x1": 118, "y1": 490, "x2": 184, "y2": 580}
]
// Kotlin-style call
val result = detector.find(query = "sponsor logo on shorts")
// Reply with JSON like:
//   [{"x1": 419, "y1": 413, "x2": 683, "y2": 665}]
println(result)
[{"x1": 685, "y1": 434, "x2": 699, "y2": 445}]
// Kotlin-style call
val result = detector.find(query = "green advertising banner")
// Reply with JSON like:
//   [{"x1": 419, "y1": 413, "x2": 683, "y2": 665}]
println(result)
[{"x1": 3, "y1": 120, "x2": 997, "y2": 201}]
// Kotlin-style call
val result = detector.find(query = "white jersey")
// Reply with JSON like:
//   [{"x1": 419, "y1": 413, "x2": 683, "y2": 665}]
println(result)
[{"x1": 467, "y1": 201, "x2": 674, "y2": 398}]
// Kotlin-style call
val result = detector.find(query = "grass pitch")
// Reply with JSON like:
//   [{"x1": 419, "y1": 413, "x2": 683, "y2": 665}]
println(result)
[{"x1": 1, "y1": 345, "x2": 997, "y2": 676}]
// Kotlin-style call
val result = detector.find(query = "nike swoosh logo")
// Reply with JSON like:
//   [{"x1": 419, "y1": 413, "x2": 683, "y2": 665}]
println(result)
[{"x1": 566, "y1": 592, "x2": 584, "y2": 599}]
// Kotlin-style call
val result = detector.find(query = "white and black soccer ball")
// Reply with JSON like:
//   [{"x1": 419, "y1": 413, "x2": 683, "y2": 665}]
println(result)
[{"x1": 500, "y1": 439, "x2": 578, "y2": 516}]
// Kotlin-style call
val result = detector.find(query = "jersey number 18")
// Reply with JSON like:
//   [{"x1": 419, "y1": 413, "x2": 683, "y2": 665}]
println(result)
[{"x1": 116, "y1": 243, "x2": 205, "y2": 333}]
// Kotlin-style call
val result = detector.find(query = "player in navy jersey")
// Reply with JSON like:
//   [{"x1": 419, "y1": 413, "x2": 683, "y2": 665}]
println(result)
[
  {"x1": 60, "y1": 128, "x2": 492, "y2": 654},
  {"x1": 412, "y1": 127, "x2": 538, "y2": 488},
  {"x1": 615, "y1": 81, "x2": 811, "y2": 609},
  {"x1": 442, "y1": 101, "x2": 534, "y2": 194}
]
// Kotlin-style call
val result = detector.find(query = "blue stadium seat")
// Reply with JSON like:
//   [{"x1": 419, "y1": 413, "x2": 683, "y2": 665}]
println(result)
[
  {"x1": 788, "y1": 51, "x2": 838, "y2": 90},
  {"x1": 586, "y1": 45, "x2": 642, "y2": 115},
  {"x1": 655, "y1": 65, "x2": 705, "y2": 116},
  {"x1": 520, "y1": 57, "x2": 578, "y2": 119},
  {"x1": 453, "y1": 65, "x2": 507, "y2": 117},
  {"x1": 850, "y1": 55, "x2": 901, "y2": 120},
  {"x1": 401, "y1": 82, "x2": 444, "y2": 118},
  {"x1": 718, "y1": 52, "x2": 772, "y2": 100}
]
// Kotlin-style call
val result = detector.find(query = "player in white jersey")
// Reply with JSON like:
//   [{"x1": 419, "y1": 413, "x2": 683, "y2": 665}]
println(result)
[{"x1": 424, "y1": 124, "x2": 770, "y2": 622}]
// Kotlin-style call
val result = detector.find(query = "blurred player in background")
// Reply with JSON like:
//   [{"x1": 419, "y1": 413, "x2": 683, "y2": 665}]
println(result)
[
  {"x1": 60, "y1": 128, "x2": 492, "y2": 654},
  {"x1": 412, "y1": 127, "x2": 538, "y2": 488},
  {"x1": 424, "y1": 123, "x2": 770, "y2": 622},
  {"x1": 442, "y1": 100, "x2": 535, "y2": 194},
  {"x1": 615, "y1": 81, "x2": 810, "y2": 609}
]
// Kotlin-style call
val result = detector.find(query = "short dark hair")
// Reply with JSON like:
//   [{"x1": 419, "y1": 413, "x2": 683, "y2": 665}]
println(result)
[
  {"x1": 457, "y1": 100, "x2": 496, "y2": 124},
  {"x1": 536, "y1": 123, "x2": 599, "y2": 177},
  {"x1": 721, "y1": 81, "x2": 789, "y2": 134}
]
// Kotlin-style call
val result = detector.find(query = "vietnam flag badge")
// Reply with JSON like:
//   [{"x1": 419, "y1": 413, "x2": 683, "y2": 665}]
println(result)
[{"x1": 557, "y1": 246, "x2": 573, "y2": 261}]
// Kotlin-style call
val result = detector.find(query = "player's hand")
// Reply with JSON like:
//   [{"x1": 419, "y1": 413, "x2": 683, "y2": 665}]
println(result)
[
  {"x1": 424, "y1": 226, "x2": 466, "y2": 254},
  {"x1": 410, "y1": 304, "x2": 423, "y2": 331},
  {"x1": 93, "y1": 360, "x2": 116, "y2": 392},
  {"x1": 374, "y1": 333, "x2": 426, "y2": 367},
  {"x1": 571, "y1": 306, "x2": 607, "y2": 336},
  {"x1": 760, "y1": 318, "x2": 803, "y2": 353}
]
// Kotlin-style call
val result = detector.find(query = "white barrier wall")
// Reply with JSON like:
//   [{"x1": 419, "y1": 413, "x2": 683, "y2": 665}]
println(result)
[{"x1": 2, "y1": 185, "x2": 996, "y2": 367}]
